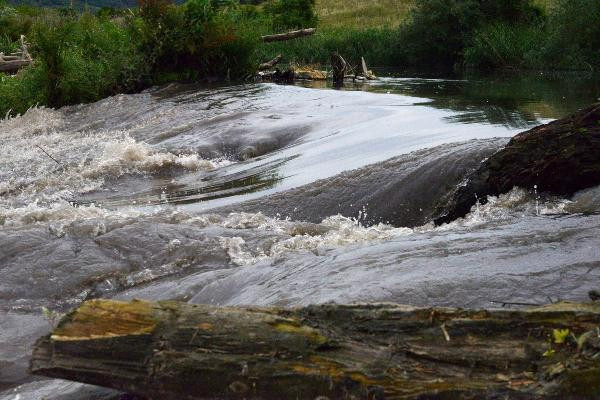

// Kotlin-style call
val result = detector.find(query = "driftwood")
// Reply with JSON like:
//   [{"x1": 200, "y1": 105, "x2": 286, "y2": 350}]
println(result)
[
  {"x1": 261, "y1": 28, "x2": 316, "y2": 43},
  {"x1": 361, "y1": 57, "x2": 377, "y2": 80},
  {"x1": 331, "y1": 52, "x2": 347, "y2": 87},
  {"x1": 0, "y1": 35, "x2": 32, "y2": 73},
  {"x1": 31, "y1": 299, "x2": 600, "y2": 399},
  {"x1": 258, "y1": 54, "x2": 283, "y2": 71}
]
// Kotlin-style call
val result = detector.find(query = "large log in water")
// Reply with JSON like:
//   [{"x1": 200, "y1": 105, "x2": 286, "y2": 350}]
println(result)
[
  {"x1": 435, "y1": 102, "x2": 600, "y2": 224},
  {"x1": 31, "y1": 299, "x2": 600, "y2": 399}
]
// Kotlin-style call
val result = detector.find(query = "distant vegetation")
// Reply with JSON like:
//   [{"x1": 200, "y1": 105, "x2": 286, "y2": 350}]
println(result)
[
  {"x1": 0, "y1": 0, "x2": 598, "y2": 118},
  {"x1": 261, "y1": 0, "x2": 598, "y2": 71}
]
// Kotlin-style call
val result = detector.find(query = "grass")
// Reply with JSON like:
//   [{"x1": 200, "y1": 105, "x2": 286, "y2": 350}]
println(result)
[
  {"x1": 315, "y1": 0, "x2": 413, "y2": 28},
  {"x1": 258, "y1": 27, "x2": 399, "y2": 67},
  {"x1": 315, "y1": 0, "x2": 554, "y2": 29}
]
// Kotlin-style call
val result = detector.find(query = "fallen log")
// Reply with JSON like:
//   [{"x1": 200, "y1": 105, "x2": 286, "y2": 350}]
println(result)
[
  {"x1": 31, "y1": 299, "x2": 600, "y2": 399},
  {"x1": 261, "y1": 28, "x2": 316, "y2": 43},
  {"x1": 435, "y1": 102, "x2": 600, "y2": 224},
  {"x1": 258, "y1": 54, "x2": 283, "y2": 71},
  {"x1": 0, "y1": 35, "x2": 33, "y2": 73},
  {"x1": 0, "y1": 59, "x2": 31, "y2": 73}
]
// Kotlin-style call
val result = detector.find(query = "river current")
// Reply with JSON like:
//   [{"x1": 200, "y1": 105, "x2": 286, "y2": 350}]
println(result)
[{"x1": 1, "y1": 73, "x2": 599, "y2": 399}]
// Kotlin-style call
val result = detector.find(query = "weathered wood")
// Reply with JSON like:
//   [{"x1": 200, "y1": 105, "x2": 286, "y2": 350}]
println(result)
[
  {"x1": 261, "y1": 28, "x2": 316, "y2": 43},
  {"x1": 0, "y1": 35, "x2": 32, "y2": 73},
  {"x1": 331, "y1": 52, "x2": 347, "y2": 87},
  {"x1": 0, "y1": 59, "x2": 31, "y2": 73},
  {"x1": 31, "y1": 299, "x2": 600, "y2": 399},
  {"x1": 361, "y1": 57, "x2": 377, "y2": 80},
  {"x1": 258, "y1": 54, "x2": 283, "y2": 71}
]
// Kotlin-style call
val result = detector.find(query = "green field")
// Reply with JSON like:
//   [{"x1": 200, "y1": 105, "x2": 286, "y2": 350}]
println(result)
[
  {"x1": 315, "y1": 0, "x2": 413, "y2": 28},
  {"x1": 315, "y1": 0, "x2": 555, "y2": 29}
]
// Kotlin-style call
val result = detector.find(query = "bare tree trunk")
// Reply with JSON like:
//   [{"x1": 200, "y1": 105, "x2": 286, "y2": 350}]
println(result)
[
  {"x1": 261, "y1": 28, "x2": 316, "y2": 43},
  {"x1": 31, "y1": 299, "x2": 600, "y2": 399}
]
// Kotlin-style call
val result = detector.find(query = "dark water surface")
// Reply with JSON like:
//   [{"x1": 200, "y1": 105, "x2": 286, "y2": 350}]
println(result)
[{"x1": 1, "y1": 72, "x2": 599, "y2": 399}]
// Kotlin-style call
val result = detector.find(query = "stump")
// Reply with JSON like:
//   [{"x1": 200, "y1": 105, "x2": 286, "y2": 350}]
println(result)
[
  {"x1": 31, "y1": 299, "x2": 600, "y2": 399},
  {"x1": 331, "y1": 52, "x2": 347, "y2": 87}
]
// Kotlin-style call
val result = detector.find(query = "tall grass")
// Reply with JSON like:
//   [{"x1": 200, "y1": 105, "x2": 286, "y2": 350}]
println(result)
[{"x1": 257, "y1": 27, "x2": 400, "y2": 66}]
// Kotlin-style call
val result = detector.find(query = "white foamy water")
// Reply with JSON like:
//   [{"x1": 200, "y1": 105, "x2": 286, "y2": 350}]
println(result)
[{"x1": 0, "y1": 106, "x2": 231, "y2": 227}]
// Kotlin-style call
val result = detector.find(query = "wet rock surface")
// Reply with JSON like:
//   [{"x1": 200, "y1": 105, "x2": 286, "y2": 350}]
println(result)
[{"x1": 436, "y1": 103, "x2": 600, "y2": 224}]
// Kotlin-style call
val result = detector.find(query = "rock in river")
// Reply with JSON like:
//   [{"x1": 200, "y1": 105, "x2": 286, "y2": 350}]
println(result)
[{"x1": 435, "y1": 102, "x2": 600, "y2": 224}]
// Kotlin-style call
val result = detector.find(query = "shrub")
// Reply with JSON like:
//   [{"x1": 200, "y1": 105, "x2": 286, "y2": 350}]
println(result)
[
  {"x1": 31, "y1": 13, "x2": 146, "y2": 106},
  {"x1": 257, "y1": 27, "x2": 400, "y2": 67},
  {"x1": 0, "y1": 66, "x2": 48, "y2": 117},
  {"x1": 395, "y1": 0, "x2": 544, "y2": 68},
  {"x1": 539, "y1": 0, "x2": 600, "y2": 70},
  {"x1": 464, "y1": 23, "x2": 545, "y2": 69},
  {"x1": 264, "y1": 0, "x2": 317, "y2": 31}
]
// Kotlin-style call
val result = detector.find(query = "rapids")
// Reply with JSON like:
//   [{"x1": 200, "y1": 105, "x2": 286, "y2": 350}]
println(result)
[{"x1": 1, "y1": 73, "x2": 599, "y2": 399}]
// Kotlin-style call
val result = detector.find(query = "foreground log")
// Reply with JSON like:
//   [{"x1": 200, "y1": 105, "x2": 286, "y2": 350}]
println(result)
[
  {"x1": 31, "y1": 299, "x2": 600, "y2": 399},
  {"x1": 261, "y1": 28, "x2": 316, "y2": 43},
  {"x1": 435, "y1": 102, "x2": 600, "y2": 224}
]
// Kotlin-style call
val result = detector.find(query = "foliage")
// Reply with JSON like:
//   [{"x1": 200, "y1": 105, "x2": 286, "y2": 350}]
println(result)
[
  {"x1": 464, "y1": 23, "x2": 545, "y2": 69},
  {"x1": 0, "y1": 0, "x2": 261, "y2": 117},
  {"x1": 394, "y1": 0, "x2": 544, "y2": 68},
  {"x1": 538, "y1": 0, "x2": 600, "y2": 70},
  {"x1": 264, "y1": 0, "x2": 316, "y2": 30},
  {"x1": 258, "y1": 27, "x2": 399, "y2": 67},
  {"x1": 30, "y1": 13, "x2": 146, "y2": 106}
]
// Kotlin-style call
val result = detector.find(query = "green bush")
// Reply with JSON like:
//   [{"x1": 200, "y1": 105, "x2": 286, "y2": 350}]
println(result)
[
  {"x1": 264, "y1": 0, "x2": 316, "y2": 31},
  {"x1": 539, "y1": 0, "x2": 600, "y2": 70},
  {"x1": 395, "y1": 0, "x2": 543, "y2": 68},
  {"x1": 465, "y1": 23, "x2": 545, "y2": 69},
  {"x1": 0, "y1": 66, "x2": 48, "y2": 117},
  {"x1": 31, "y1": 13, "x2": 146, "y2": 106},
  {"x1": 257, "y1": 27, "x2": 400, "y2": 67}
]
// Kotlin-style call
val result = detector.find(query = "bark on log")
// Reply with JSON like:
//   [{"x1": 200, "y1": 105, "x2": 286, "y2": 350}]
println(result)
[
  {"x1": 31, "y1": 299, "x2": 600, "y2": 399},
  {"x1": 258, "y1": 54, "x2": 283, "y2": 71},
  {"x1": 261, "y1": 28, "x2": 316, "y2": 43}
]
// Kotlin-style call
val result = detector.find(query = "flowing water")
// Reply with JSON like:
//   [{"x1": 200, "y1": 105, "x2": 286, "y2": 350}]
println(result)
[{"x1": 1, "y1": 72, "x2": 599, "y2": 399}]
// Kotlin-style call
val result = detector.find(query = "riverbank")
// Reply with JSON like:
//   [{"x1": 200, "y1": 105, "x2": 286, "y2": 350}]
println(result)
[{"x1": 1, "y1": 0, "x2": 599, "y2": 118}]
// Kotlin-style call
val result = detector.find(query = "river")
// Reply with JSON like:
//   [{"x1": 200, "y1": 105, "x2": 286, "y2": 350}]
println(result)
[{"x1": 1, "y1": 71, "x2": 599, "y2": 399}]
